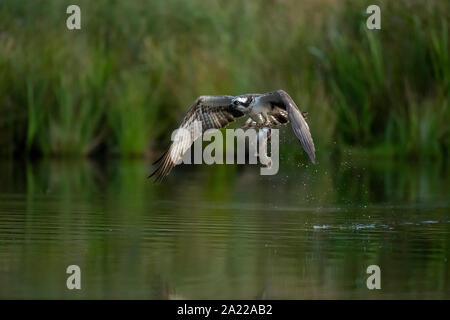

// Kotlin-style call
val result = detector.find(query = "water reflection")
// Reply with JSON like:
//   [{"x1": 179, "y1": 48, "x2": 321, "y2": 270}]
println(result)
[{"x1": 0, "y1": 158, "x2": 449, "y2": 298}]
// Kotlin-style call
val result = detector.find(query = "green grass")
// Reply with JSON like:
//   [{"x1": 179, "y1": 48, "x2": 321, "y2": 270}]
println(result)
[{"x1": 0, "y1": 0, "x2": 448, "y2": 161}]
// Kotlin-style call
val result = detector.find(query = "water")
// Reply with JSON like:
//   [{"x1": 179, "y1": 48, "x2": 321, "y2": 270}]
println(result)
[{"x1": 0, "y1": 159, "x2": 449, "y2": 299}]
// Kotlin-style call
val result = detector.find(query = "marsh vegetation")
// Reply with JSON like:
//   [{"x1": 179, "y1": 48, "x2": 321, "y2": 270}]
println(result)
[{"x1": 0, "y1": 0, "x2": 448, "y2": 162}]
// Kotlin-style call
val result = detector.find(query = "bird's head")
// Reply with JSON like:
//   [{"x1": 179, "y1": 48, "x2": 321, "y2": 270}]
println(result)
[{"x1": 230, "y1": 96, "x2": 252, "y2": 113}]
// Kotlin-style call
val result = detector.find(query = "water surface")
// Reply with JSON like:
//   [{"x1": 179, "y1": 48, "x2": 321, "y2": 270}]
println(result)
[{"x1": 0, "y1": 159, "x2": 449, "y2": 299}]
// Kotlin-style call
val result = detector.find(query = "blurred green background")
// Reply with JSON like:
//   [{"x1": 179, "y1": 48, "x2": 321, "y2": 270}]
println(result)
[{"x1": 1, "y1": 0, "x2": 448, "y2": 161}]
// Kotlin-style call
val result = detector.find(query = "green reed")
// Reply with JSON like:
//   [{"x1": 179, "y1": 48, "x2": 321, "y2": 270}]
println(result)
[{"x1": 0, "y1": 0, "x2": 448, "y2": 161}]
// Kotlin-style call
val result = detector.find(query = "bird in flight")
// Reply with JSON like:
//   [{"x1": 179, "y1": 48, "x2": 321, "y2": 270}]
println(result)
[{"x1": 150, "y1": 90, "x2": 315, "y2": 182}]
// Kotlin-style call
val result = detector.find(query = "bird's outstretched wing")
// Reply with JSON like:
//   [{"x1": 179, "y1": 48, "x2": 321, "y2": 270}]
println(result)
[
  {"x1": 149, "y1": 95, "x2": 243, "y2": 182},
  {"x1": 260, "y1": 90, "x2": 316, "y2": 164}
]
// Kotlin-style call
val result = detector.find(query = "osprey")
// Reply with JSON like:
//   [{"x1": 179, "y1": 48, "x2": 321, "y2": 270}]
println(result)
[{"x1": 150, "y1": 90, "x2": 315, "y2": 182}]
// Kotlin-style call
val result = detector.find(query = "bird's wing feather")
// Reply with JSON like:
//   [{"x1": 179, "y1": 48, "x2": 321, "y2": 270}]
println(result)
[
  {"x1": 150, "y1": 95, "x2": 242, "y2": 182},
  {"x1": 261, "y1": 90, "x2": 316, "y2": 164}
]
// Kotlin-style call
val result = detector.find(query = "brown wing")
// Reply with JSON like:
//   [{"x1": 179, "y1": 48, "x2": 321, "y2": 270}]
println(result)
[
  {"x1": 149, "y1": 95, "x2": 243, "y2": 182},
  {"x1": 260, "y1": 90, "x2": 316, "y2": 164}
]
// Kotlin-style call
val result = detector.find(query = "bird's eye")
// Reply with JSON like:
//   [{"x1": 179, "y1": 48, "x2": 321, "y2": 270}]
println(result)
[{"x1": 234, "y1": 100, "x2": 239, "y2": 105}]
